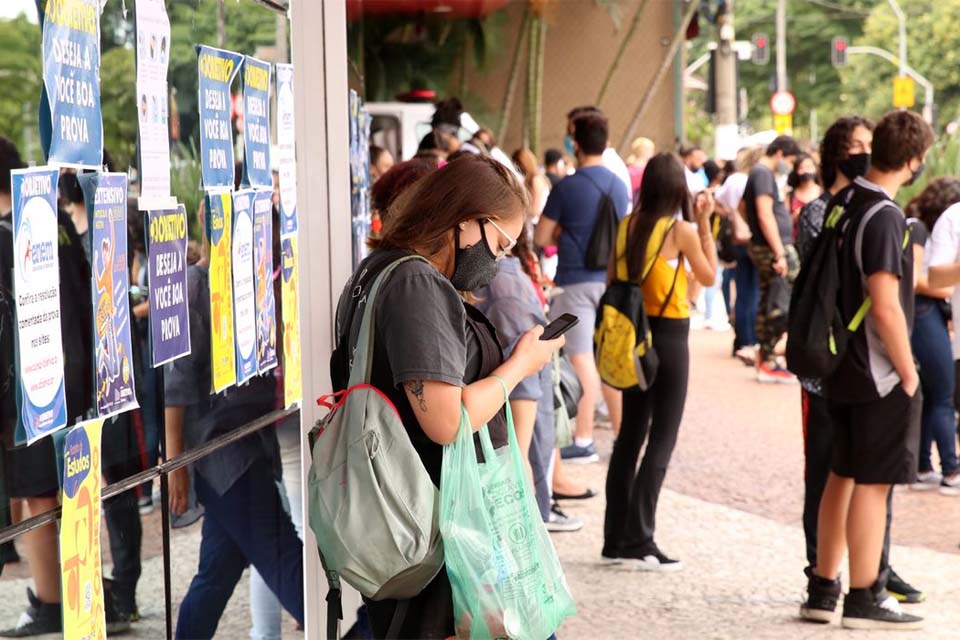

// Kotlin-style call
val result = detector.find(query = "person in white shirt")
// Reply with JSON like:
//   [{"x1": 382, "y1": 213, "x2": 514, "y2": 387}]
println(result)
[{"x1": 679, "y1": 144, "x2": 708, "y2": 195}]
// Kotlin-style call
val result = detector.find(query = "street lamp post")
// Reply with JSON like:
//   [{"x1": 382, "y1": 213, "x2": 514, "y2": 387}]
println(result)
[
  {"x1": 887, "y1": 0, "x2": 907, "y2": 77},
  {"x1": 846, "y1": 45, "x2": 933, "y2": 123}
]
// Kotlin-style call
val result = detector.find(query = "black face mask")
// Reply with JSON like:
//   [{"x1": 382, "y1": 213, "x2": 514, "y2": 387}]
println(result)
[
  {"x1": 838, "y1": 153, "x2": 870, "y2": 180},
  {"x1": 450, "y1": 222, "x2": 499, "y2": 291},
  {"x1": 905, "y1": 162, "x2": 926, "y2": 187},
  {"x1": 787, "y1": 172, "x2": 817, "y2": 189}
]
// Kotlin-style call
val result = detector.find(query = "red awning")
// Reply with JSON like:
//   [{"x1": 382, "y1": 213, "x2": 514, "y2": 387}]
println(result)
[{"x1": 346, "y1": 0, "x2": 509, "y2": 21}]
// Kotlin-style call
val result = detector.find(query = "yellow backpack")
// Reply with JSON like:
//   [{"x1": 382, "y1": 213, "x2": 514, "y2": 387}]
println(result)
[{"x1": 593, "y1": 216, "x2": 678, "y2": 390}]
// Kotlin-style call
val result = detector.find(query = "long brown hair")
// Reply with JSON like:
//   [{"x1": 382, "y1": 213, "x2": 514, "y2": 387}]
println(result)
[
  {"x1": 372, "y1": 154, "x2": 529, "y2": 270},
  {"x1": 626, "y1": 153, "x2": 691, "y2": 280},
  {"x1": 511, "y1": 148, "x2": 538, "y2": 195}
]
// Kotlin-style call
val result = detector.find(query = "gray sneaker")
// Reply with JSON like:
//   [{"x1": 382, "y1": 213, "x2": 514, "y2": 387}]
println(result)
[
  {"x1": 940, "y1": 472, "x2": 960, "y2": 496},
  {"x1": 546, "y1": 503, "x2": 583, "y2": 532}
]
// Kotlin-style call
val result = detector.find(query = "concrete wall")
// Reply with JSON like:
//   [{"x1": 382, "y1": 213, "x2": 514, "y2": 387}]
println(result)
[{"x1": 466, "y1": 0, "x2": 680, "y2": 160}]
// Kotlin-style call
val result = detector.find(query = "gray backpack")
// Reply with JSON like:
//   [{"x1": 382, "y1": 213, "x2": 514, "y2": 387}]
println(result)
[{"x1": 308, "y1": 255, "x2": 443, "y2": 636}]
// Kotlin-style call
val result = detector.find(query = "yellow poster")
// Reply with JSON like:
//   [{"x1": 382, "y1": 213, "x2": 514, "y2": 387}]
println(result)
[
  {"x1": 207, "y1": 191, "x2": 237, "y2": 393},
  {"x1": 60, "y1": 418, "x2": 106, "y2": 640},
  {"x1": 281, "y1": 235, "x2": 302, "y2": 408}
]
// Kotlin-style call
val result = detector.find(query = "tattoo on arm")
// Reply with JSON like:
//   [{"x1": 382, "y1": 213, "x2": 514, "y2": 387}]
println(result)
[{"x1": 405, "y1": 380, "x2": 428, "y2": 413}]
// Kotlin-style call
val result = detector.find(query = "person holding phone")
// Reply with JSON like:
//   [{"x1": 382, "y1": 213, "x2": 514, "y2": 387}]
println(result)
[
  {"x1": 602, "y1": 153, "x2": 717, "y2": 571},
  {"x1": 331, "y1": 154, "x2": 564, "y2": 638}
]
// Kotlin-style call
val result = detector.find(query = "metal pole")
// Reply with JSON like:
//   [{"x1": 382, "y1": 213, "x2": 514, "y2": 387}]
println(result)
[
  {"x1": 714, "y1": 0, "x2": 738, "y2": 160},
  {"x1": 846, "y1": 45, "x2": 933, "y2": 123},
  {"x1": 887, "y1": 0, "x2": 907, "y2": 76},
  {"x1": 776, "y1": 0, "x2": 786, "y2": 91}
]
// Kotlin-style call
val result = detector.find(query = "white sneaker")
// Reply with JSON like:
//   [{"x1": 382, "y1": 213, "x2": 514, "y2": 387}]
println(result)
[
  {"x1": 910, "y1": 470, "x2": 942, "y2": 491},
  {"x1": 939, "y1": 472, "x2": 960, "y2": 496},
  {"x1": 546, "y1": 504, "x2": 583, "y2": 533}
]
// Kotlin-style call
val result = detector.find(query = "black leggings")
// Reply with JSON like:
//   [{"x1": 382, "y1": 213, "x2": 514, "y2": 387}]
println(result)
[{"x1": 603, "y1": 317, "x2": 690, "y2": 555}]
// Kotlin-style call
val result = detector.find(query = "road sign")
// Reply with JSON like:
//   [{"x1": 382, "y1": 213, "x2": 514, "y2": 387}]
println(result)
[
  {"x1": 773, "y1": 113, "x2": 793, "y2": 135},
  {"x1": 770, "y1": 91, "x2": 796, "y2": 116},
  {"x1": 893, "y1": 75, "x2": 915, "y2": 108}
]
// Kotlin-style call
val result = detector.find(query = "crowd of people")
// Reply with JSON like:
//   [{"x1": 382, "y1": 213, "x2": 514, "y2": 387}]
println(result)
[
  {"x1": 347, "y1": 100, "x2": 960, "y2": 636},
  {"x1": 0, "y1": 80, "x2": 957, "y2": 637}
]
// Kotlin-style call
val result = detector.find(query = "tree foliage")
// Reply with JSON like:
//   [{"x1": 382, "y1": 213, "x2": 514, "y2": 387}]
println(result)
[
  {"x1": 0, "y1": 15, "x2": 42, "y2": 162},
  {"x1": 846, "y1": 0, "x2": 960, "y2": 127},
  {"x1": 100, "y1": 46, "x2": 137, "y2": 171}
]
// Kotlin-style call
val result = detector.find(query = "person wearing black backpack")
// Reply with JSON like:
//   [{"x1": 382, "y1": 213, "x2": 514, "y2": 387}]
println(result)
[
  {"x1": 535, "y1": 112, "x2": 631, "y2": 464},
  {"x1": 799, "y1": 110, "x2": 933, "y2": 630}
]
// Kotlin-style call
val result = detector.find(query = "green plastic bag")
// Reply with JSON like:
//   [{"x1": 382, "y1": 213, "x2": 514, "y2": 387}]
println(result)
[{"x1": 440, "y1": 384, "x2": 577, "y2": 639}]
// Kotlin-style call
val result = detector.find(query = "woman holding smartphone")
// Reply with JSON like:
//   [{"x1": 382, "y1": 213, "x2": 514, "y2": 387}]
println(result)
[{"x1": 602, "y1": 153, "x2": 718, "y2": 571}]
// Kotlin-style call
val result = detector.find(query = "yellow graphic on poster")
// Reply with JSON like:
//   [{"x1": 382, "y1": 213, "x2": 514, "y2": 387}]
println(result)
[
  {"x1": 207, "y1": 191, "x2": 237, "y2": 392},
  {"x1": 281, "y1": 235, "x2": 302, "y2": 408},
  {"x1": 60, "y1": 418, "x2": 106, "y2": 640}
]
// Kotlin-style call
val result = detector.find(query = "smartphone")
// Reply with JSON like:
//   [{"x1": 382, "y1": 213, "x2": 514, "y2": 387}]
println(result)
[{"x1": 540, "y1": 313, "x2": 579, "y2": 340}]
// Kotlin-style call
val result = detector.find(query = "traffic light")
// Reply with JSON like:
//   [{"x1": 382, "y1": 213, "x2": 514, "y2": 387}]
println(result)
[
  {"x1": 752, "y1": 33, "x2": 769, "y2": 65},
  {"x1": 831, "y1": 36, "x2": 848, "y2": 68}
]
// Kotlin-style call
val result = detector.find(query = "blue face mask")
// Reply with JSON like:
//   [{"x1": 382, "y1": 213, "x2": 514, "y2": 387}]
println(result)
[{"x1": 564, "y1": 135, "x2": 576, "y2": 156}]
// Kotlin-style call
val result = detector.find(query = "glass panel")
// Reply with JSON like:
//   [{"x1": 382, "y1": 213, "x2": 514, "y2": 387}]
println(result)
[{"x1": 0, "y1": 0, "x2": 303, "y2": 636}]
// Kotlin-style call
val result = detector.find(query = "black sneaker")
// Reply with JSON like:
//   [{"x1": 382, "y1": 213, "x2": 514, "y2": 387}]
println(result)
[
  {"x1": 799, "y1": 567, "x2": 841, "y2": 624},
  {"x1": 0, "y1": 589, "x2": 62, "y2": 637},
  {"x1": 103, "y1": 579, "x2": 132, "y2": 636},
  {"x1": 842, "y1": 577, "x2": 924, "y2": 630},
  {"x1": 887, "y1": 568, "x2": 925, "y2": 604},
  {"x1": 620, "y1": 543, "x2": 683, "y2": 572}
]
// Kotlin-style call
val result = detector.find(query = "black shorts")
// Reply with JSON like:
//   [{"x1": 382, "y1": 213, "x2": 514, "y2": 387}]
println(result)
[
  {"x1": 827, "y1": 384, "x2": 921, "y2": 485},
  {"x1": 4, "y1": 436, "x2": 60, "y2": 498}
]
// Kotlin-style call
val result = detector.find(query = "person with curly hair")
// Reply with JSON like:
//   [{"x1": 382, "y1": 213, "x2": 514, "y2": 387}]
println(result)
[{"x1": 905, "y1": 178, "x2": 960, "y2": 494}]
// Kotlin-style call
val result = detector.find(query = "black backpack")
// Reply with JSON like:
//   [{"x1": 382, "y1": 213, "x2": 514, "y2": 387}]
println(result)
[
  {"x1": 786, "y1": 198, "x2": 890, "y2": 379},
  {"x1": 582, "y1": 173, "x2": 621, "y2": 271}
]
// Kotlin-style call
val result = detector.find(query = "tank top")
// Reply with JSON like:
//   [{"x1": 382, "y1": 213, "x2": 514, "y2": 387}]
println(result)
[{"x1": 615, "y1": 215, "x2": 689, "y2": 319}]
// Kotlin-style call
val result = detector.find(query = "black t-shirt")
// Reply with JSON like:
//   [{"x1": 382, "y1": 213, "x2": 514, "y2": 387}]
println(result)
[
  {"x1": 333, "y1": 250, "x2": 507, "y2": 487},
  {"x1": 825, "y1": 178, "x2": 914, "y2": 404},
  {"x1": 744, "y1": 163, "x2": 792, "y2": 247}
]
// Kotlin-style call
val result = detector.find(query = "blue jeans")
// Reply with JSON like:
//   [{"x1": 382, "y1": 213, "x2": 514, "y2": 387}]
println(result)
[
  {"x1": 911, "y1": 300, "x2": 959, "y2": 475},
  {"x1": 176, "y1": 460, "x2": 304, "y2": 639},
  {"x1": 733, "y1": 246, "x2": 758, "y2": 349},
  {"x1": 721, "y1": 265, "x2": 734, "y2": 319}
]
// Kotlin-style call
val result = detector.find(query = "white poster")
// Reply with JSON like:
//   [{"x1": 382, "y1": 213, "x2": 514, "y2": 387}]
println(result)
[
  {"x1": 11, "y1": 167, "x2": 68, "y2": 443},
  {"x1": 135, "y1": 0, "x2": 172, "y2": 201},
  {"x1": 275, "y1": 63, "x2": 298, "y2": 237},
  {"x1": 232, "y1": 189, "x2": 257, "y2": 385}
]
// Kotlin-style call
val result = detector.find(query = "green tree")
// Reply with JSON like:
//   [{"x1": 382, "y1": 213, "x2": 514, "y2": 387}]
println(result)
[
  {"x1": 846, "y1": 0, "x2": 960, "y2": 127},
  {"x1": 0, "y1": 16, "x2": 42, "y2": 162},
  {"x1": 100, "y1": 46, "x2": 137, "y2": 171}
]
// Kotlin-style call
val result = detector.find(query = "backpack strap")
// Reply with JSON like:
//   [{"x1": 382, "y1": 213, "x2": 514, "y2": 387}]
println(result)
[
  {"x1": 347, "y1": 254, "x2": 429, "y2": 388},
  {"x1": 639, "y1": 219, "x2": 677, "y2": 286},
  {"x1": 615, "y1": 215, "x2": 631, "y2": 281},
  {"x1": 845, "y1": 199, "x2": 908, "y2": 333},
  {"x1": 317, "y1": 548, "x2": 343, "y2": 640},
  {"x1": 655, "y1": 252, "x2": 683, "y2": 319}
]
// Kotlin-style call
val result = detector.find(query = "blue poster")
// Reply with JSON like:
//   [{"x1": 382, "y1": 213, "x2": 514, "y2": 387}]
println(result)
[
  {"x1": 275, "y1": 63, "x2": 298, "y2": 237},
  {"x1": 147, "y1": 205, "x2": 191, "y2": 367},
  {"x1": 253, "y1": 189, "x2": 277, "y2": 373},
  {"x1": 232, "y1": 189, "x2": 257, "y2": 384},
  {"x1": 80, "y1": 173, "x2": 139, "y2": 418},
  {"x1": 10, "y1": 167, "x2": 68, "y2": 443},
  {"x1": 242, "y1": 56, "x2": 272, "y2": 188},
  {"x1": 40, "y1": 0, "x2": 103, "y2": 168},
  {"x1": 197, "y1": 45, "x2": 242, "y2": 189}
]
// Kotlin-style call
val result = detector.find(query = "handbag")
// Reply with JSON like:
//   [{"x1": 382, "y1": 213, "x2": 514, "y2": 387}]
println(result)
[{"x1": 552, "y1": 352, "x2": 580, "y2": 448}]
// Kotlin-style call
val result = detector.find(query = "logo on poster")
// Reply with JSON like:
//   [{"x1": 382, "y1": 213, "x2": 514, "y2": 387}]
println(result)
[
  {"x1": 17, "y1": 200, "x2": 57, "y2": 282},
  {"x1": 63, "y1": 429, "x2": 92, "y2": 499}
]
